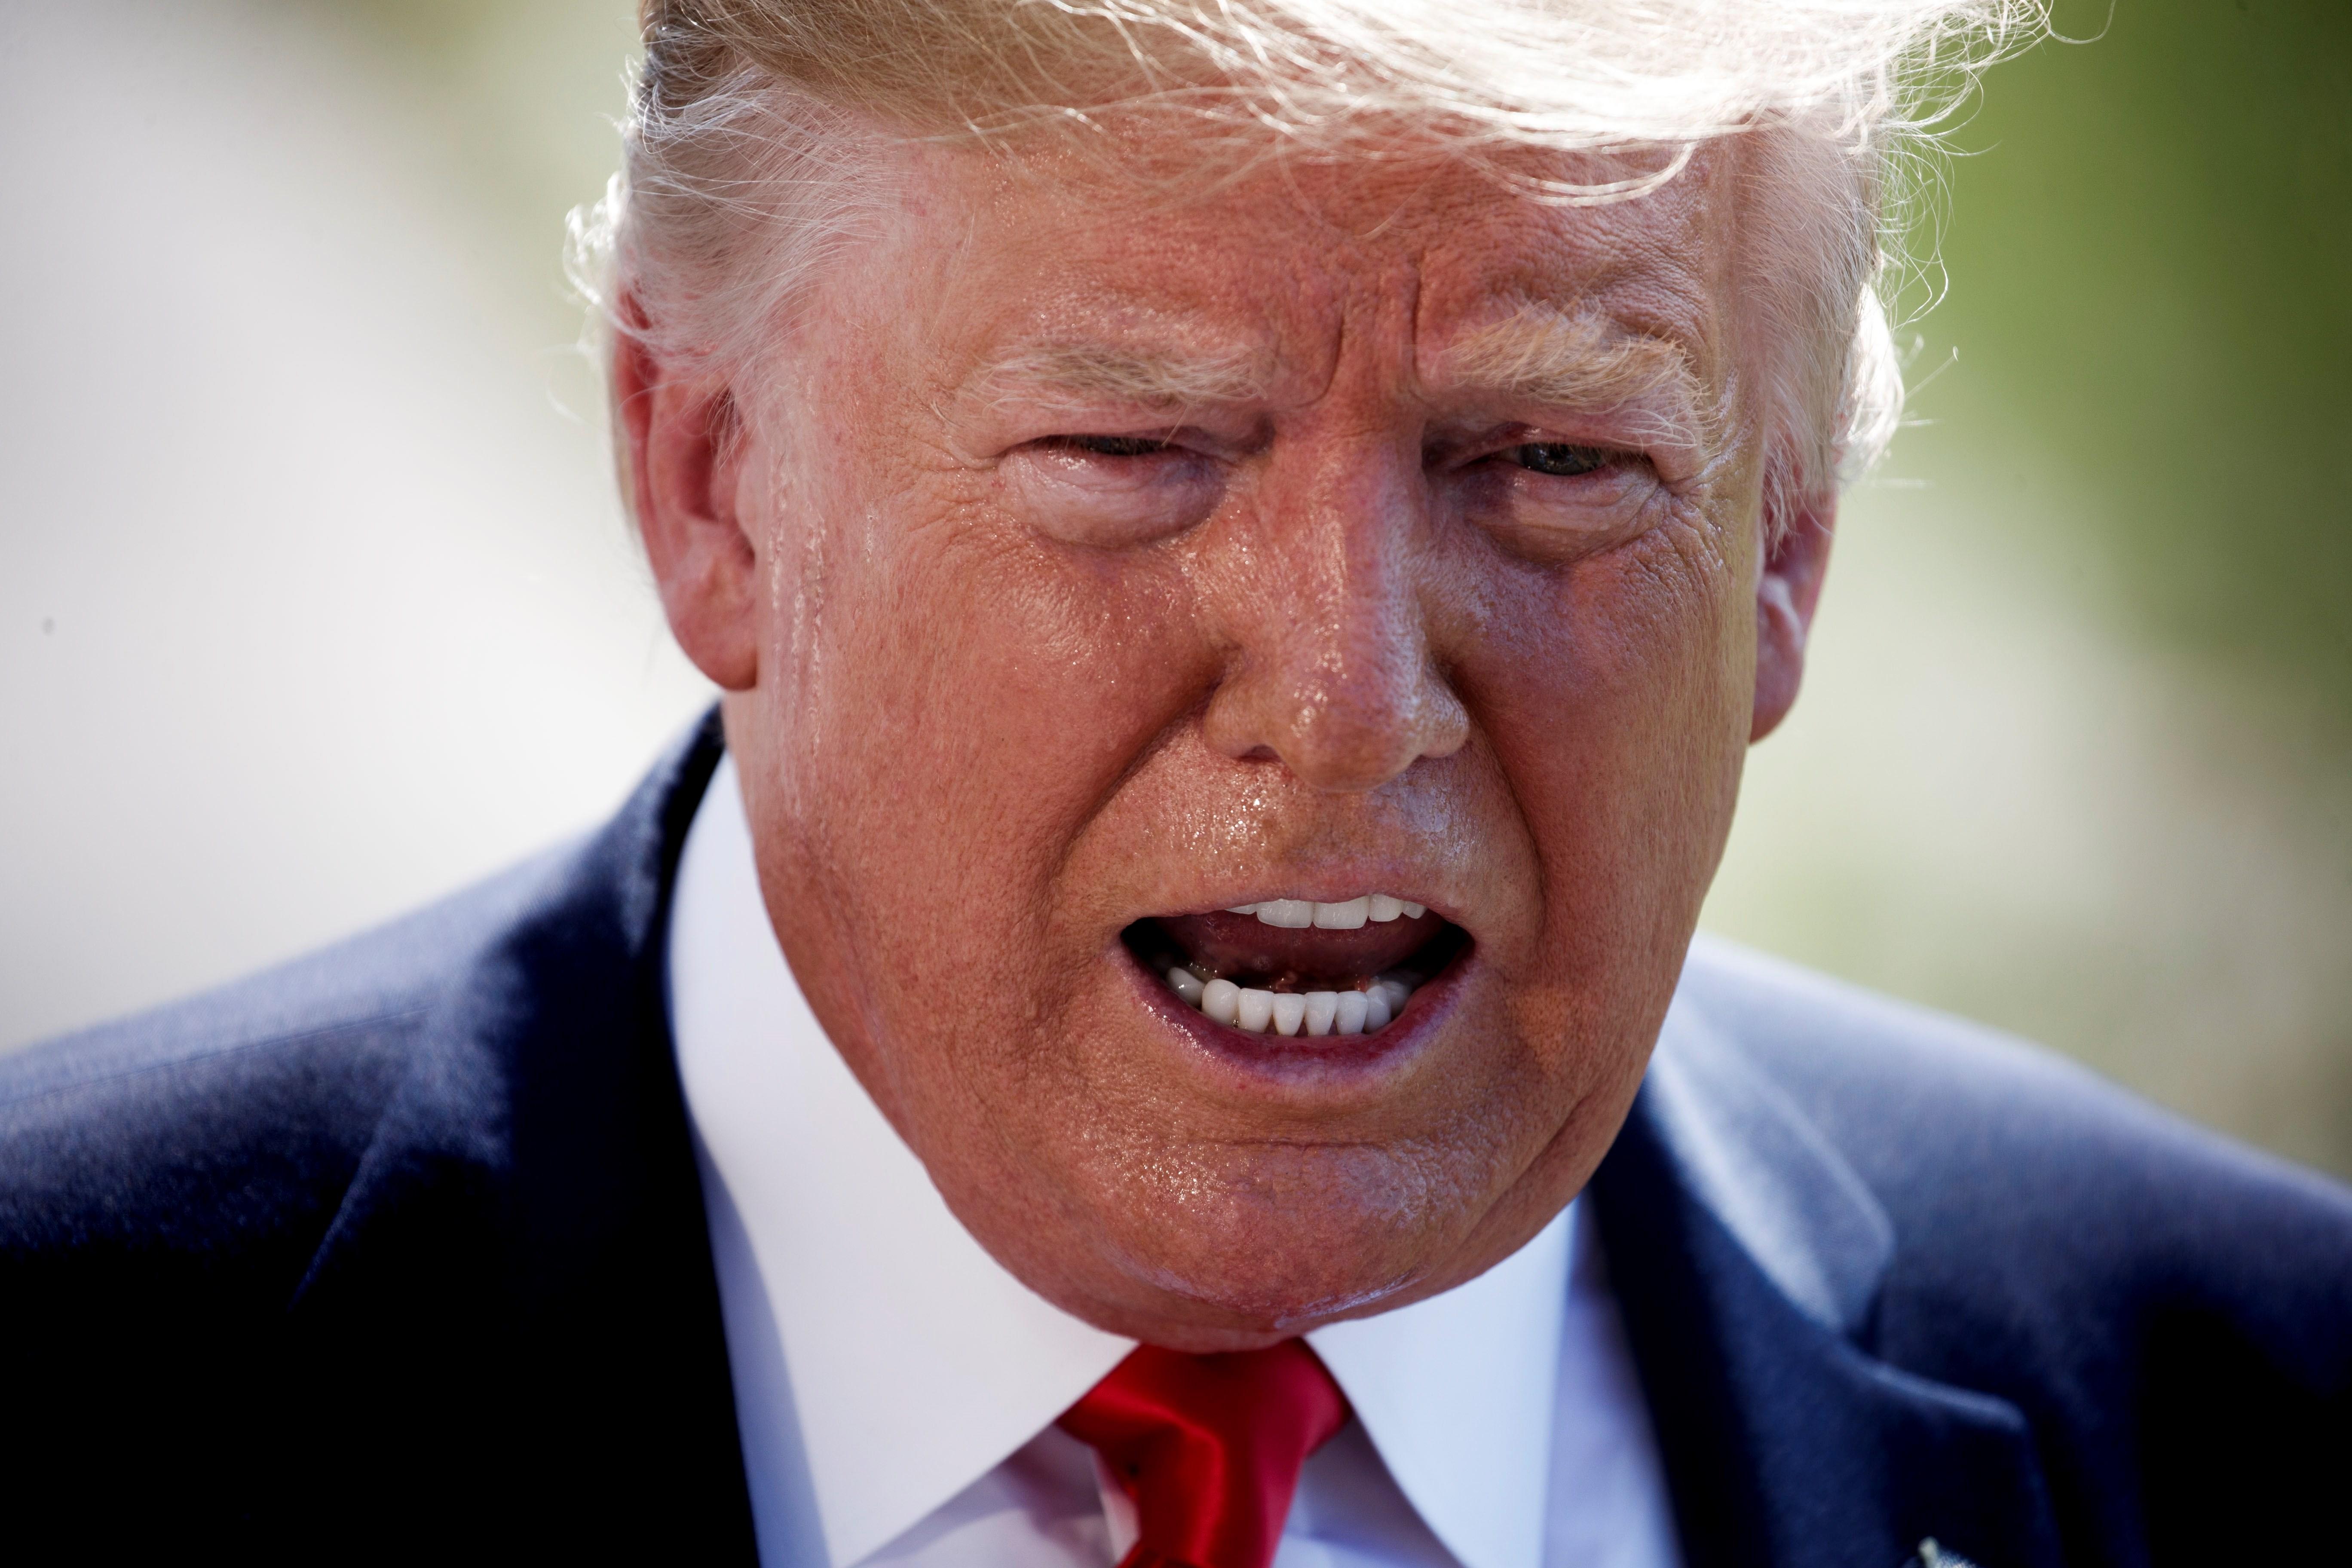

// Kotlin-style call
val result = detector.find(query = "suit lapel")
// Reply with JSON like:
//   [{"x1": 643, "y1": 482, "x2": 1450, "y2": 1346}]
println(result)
[
  {"x1": 497, "y1": 708, "x2": 752, "y2": 1556},
  {"x1": 285, "y1": 711, "x2": 756, "y2": 1561},
  {"x1": 1591, "y1": 997, "x2": 2064, "y2": 1568}
]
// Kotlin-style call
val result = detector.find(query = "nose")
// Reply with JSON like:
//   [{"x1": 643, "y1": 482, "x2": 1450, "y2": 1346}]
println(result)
[{"x1": 1200, "y1": 438, "x2": 1469, "y2": 793}]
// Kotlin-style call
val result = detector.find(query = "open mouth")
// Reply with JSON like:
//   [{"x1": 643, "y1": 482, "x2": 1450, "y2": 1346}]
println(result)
[{"x1": 1121, "y1": 895, "x2": 1471, "y2": 1038}]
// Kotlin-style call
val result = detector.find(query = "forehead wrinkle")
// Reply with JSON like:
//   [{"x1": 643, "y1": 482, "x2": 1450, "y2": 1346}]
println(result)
[{"x1": 1437, "y1": 305, "x2": 1707, "y2": 442}]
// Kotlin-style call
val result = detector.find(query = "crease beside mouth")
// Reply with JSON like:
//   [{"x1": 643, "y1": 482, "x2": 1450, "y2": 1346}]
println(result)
[{"x1": 1121, "y1": 901, "x2": 1469, "y2": 1040}]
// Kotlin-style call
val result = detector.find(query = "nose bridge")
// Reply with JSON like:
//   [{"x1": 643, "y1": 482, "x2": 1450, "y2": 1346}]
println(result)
[
  {"x1": 1206, "y1": 429, "x2": 1467, "y2": 791},
  {"x1": 1285, "y1": 442, "x2": 1422, "y2": 699}
]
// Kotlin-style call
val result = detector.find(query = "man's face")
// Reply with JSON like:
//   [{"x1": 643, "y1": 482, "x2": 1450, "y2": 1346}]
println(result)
[{"x1": 643, "y1": 134, "x2": 1805, "y2": 1348}]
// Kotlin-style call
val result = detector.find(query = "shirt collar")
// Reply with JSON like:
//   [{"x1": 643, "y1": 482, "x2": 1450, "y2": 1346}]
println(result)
[
  {"x1": 1308, "y1": 1211, "x2": 1571, "y2": 1568},
  {"x1": 671, "y1": 756, "x2": 1571, "y2": 1568}
]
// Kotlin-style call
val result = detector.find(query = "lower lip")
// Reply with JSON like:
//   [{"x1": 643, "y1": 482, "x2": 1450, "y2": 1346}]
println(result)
[{"x1": 1116, "y1": 940, "x2": 1473, "y2": 1079}]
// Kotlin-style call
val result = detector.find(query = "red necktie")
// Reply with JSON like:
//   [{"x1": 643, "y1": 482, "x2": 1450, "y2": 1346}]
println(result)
[{"x1": 1058, "y1": 1341, "x2": 1351, "y2": 1568}]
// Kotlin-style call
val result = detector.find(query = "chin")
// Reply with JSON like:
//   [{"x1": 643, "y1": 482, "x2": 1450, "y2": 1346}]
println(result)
[{"x1": 1067, "y1": 1135, "x2": 1509, "y2": 1345}]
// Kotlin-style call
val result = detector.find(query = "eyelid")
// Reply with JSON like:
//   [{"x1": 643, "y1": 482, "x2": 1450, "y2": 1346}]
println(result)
[
  {"x1": 1505, "y1": 441, "x2": 1614, "y2": 476},
  {"x1": 1002, "y1": 432, "x2": 1228, "y2": 549},
  {"x1": 1435, "y1": 426, "x2": 1637, "y2": 471},
  {"x1": 1000, "y1": 399, "x2": 1269, "y2": 459},
  {"x1": 1008, "y1": 433, "x2": 1223, "y2": 501},
  {"x1": 1042, "y1": 432, "x2": 1184, "y2": 457}
]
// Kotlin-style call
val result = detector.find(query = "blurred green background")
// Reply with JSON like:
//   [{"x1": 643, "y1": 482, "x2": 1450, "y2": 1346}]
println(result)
[
  {"x1": 1709, "y1": 0, "x2": 2352, "y2": 1174},
  {"x1": 4, "y1": 0, "x2": 2346, "y2": 1173}
]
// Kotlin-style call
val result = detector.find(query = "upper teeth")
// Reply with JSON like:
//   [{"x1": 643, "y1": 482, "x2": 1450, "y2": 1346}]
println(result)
[{"x1": 1222, "y1": 895, "x2": 1427, "y2": 929}]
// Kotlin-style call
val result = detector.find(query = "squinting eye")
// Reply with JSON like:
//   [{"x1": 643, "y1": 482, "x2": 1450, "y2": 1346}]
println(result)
[
  {"x1": 1060, "y1": 435, "x2": 1172, "y2": 458},
  {"x1": 1509, "y1": 442, "x2": 1611, "y2": 477}
]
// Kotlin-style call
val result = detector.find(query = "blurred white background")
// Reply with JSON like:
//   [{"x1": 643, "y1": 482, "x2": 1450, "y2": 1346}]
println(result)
[
  {"x1": 5, "y1": 0, "x2": 2346, "y2": 1174},
  {"x1": 2, "y1": 0, "x2": 707, "y2": 1049}
]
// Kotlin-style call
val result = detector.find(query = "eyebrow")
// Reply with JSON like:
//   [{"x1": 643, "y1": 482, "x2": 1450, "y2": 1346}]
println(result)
[
  {"x1": 1437, "y1": 306, "x2": 1706, "y2": 440},
  {"x1": 970, "y1": 341, "x2": 1274, "y2": 413},
  {"x1": 966, "y1": 311, "x2": 1706, "y2": 438}
]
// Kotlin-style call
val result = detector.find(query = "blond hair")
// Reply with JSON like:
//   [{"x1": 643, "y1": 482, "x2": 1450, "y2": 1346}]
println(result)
[{"x1": 572, "y1": 0, "x2": 2044, "y2": 504}]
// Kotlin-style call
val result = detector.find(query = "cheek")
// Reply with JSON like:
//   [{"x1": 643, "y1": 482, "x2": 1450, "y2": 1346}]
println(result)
[
  {"x1": 784, "y1": 489, "x2": 1210, "y2": 998},
  {"x1": 1465, "y1": 511, "x2": 1754, "y2": 963}
]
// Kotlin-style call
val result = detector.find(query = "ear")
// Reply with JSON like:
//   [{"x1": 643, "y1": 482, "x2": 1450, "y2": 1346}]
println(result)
[
  {"x1": 613, "y1": 297, "x2": 761, "y2": 692},
  {"x1": 1750, "y1": 493, "x2": 1834, "y2": 743}
]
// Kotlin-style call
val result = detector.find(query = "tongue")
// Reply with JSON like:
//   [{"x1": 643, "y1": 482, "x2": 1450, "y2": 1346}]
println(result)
[{"x1": 1156, "y1": 911, "x2": 1437, "y2": 990}]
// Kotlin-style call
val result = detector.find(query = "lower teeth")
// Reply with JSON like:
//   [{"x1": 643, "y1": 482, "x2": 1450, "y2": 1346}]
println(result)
[{"x1": 1166, "y1": 967, "x2": 1418, "y2": 1037}]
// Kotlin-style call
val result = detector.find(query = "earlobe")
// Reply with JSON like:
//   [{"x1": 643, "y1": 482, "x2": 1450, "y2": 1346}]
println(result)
[
  {"x1": 615, "y1": 309, "x2": 762, "y2": 692},
  {"x1": 1750, "y1": 498, "x2": 1834, "y2": 743}
]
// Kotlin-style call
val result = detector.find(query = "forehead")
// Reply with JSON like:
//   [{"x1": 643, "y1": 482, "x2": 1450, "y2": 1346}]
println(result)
[{"x1": 882, "y1": 137, "x2": 1740, "y2": 388}]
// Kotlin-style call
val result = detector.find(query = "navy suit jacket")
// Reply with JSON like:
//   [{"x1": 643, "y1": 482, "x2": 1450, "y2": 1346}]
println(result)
[{"x1": 6, "y1": 714, "x2": 2349, "y2": 1565}]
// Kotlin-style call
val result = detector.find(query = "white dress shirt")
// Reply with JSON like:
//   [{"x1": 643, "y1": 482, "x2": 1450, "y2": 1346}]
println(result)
[{"x1": 669, "y1": 757, "x2": 1684, "y2": 1568}]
